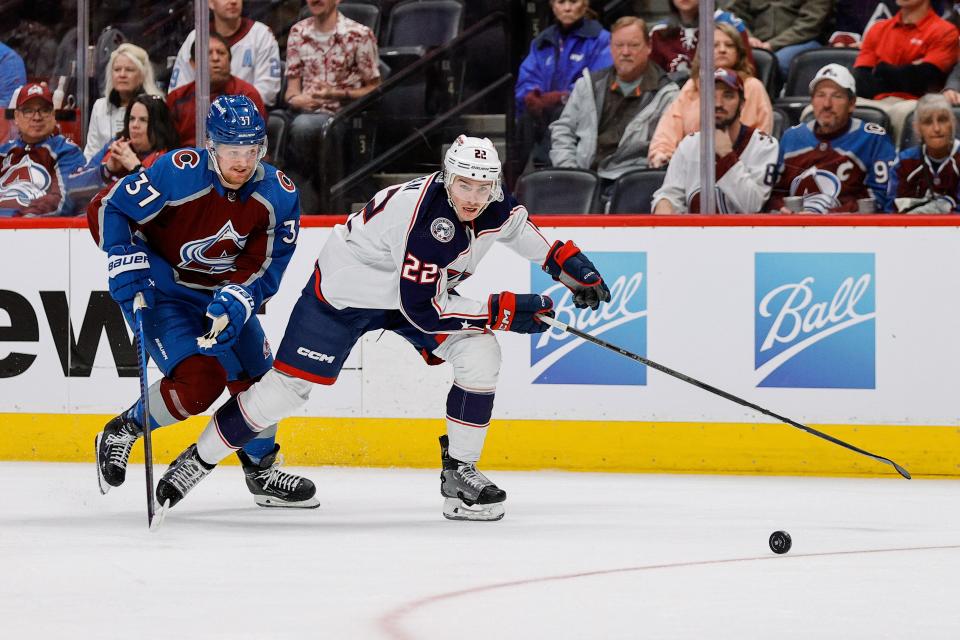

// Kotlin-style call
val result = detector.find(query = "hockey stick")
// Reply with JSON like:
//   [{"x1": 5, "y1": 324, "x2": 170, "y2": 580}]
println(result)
[
  {"x1": 133, "y1": 293, "x2": 159, "y2": 528},
  {"x1": 539, "y1": 315, "x2": 911, "y2": 480}
]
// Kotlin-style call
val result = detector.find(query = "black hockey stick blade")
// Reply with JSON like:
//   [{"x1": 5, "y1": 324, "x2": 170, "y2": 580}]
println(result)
[
  {"x1": 539, "y1": 315, "x2": 911, "y2": 480},
  {"x1": 133, "y1": 293, "x2": 159, "y2": 528}
]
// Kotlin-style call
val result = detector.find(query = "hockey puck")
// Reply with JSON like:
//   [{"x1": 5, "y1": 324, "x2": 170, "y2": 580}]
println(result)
[{"x1": 769, "y1": 530, "x2": 792, "y2": 554}]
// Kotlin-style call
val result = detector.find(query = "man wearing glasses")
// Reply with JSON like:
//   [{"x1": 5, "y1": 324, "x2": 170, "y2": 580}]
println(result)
[{"x1": 0, "y1": 83, "x2": 86, "y2": 216}]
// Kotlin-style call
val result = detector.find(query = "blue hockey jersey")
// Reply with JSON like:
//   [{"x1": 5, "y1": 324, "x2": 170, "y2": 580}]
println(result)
[
  {"x1": 769, "y1": 118, "x2": 896, "y2": 213},
  {"x1": 88, "y1": 147, "x2": 301, "y2": 309}
]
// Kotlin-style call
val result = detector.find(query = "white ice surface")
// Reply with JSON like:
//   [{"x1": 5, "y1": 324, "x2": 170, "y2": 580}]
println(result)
[{"x1": 2, "y1": 463, "x2": 958, "y2": 639}]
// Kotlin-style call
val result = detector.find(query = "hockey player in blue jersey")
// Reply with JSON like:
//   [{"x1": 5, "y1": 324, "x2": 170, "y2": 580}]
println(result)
[
  {"x1": 88, "y1": 95, "x2": 318, "y2": 508},
  {"x1": 152, "y1": 135, "x2": 611, "y2": 521},
  {"x1": 768, "y1": 64, "x2": 896, "y2": 213}
]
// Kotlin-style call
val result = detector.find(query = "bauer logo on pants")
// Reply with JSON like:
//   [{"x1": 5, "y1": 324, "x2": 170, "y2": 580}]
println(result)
[
  {"x1": 530, "y1": 252, "x2": 647, "y2": 385},
  {"x1": 755, "y1": 252, "x2": 876, "y2": 389}
]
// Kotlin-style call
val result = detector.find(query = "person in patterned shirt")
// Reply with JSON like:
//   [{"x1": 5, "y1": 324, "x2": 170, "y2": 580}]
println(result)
[{"x1": 284, "y1": 0, "x2": 380, "y2": 205}]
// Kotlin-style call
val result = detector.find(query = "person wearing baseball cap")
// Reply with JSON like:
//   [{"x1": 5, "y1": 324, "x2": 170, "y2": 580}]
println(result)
[
  {"x1": 0, "y1": 82, "x2": 88, "y2": 216},
  {"x1": 768, "y1": 63, "x2": 895, "y2": 213},
  {"x1": 652, "y1": 67, "x2": 779, "y2": 213}
]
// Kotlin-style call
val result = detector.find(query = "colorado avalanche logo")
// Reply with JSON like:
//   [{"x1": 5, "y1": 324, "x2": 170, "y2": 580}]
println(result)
[
  {"x1": 430, "y1": 217, "x2": 455, "y2": 243},
  {"x1": 172, "y1": 149, "x2": 201, "y2": 169},
  {"x1": 791, "y1": 166, "x2": 841, "y2": 199},
  {"x1": 178, "y1": 220, "x2": 249, "y2": 274},
  {"x1": 0, "y1": 155, "x2": 53, "y2": 207},
  {"x1": 277, "y1": 170, "x2": 296, "y2": 193}
]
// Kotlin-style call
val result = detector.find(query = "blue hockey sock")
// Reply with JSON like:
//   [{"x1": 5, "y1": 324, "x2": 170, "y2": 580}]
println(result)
[
  {"x1": 241, "y1": 431, "x2": 276, "y2": 464},
  {"x1": 124, "y1": 399, "x2": 161, "y2": 431}
]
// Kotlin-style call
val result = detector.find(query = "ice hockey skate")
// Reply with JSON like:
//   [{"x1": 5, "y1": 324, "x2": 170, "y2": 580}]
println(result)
[
  {"x1": 237, "y1": 445, "x2": 319, "y2": 508},
  {"x1": 94, "y1": 413, "x2": 142, "y2": 494},
  {"x1": 439, "y1": 435, "x2": 505, "y2": 521},
  {"x1": 156, "y1": 444, "x2": 215, "y2": 511}
]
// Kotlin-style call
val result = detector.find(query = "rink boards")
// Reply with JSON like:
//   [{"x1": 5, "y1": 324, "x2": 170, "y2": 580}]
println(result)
[{"x1": 0, "y1": 215, "x2": 957, "y2": 477}]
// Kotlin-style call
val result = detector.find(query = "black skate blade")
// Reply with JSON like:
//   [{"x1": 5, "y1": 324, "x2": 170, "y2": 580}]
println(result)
[{"x1": 94, "y1": 433, "x2": 110, "y2": 496}]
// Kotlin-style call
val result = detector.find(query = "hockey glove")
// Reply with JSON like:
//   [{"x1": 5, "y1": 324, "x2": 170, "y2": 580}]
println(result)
[
  {"x1": 543, "y1": 240, "x2": 611, "y2": 310},
  {"x1": 488, "y1": 292, "x2": 554, "y2": 334},
  {"x1": 107, "y1": 245, "x2": 154, "y2": 308},
  {"x1": 201, "y1": 284, "x2": 255, "y2": 353}
]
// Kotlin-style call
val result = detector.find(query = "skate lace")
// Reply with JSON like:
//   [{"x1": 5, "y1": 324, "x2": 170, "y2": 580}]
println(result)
[
  {"x1": 104, "y1": 427, "x2": 138, "y2": 467},
  {"x1": 458, "y1": 463, "x2": 492, "y2": 491},
  {"x1": 255, "y1": 454, "x2": 300, "y2": 492},
  {"x1": 168, "y1": 457, "x2": 208, "y2": 494}
]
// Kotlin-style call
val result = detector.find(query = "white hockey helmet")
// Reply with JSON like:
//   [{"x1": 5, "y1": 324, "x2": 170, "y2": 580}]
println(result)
[{"x1": 442, "y1": 135, "x2": 504, "y2": 203}]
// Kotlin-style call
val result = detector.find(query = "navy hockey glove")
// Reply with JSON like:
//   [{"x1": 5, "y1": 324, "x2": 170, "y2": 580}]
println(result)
[
  {"x1": 107, "y1": 245, "x2": 154, "y2": 308},
  {"x1": 543, "y1": 240, "x2": 611, "y2": 310},
  {"x1": 488, "y1": 292, "x2": 554, "y2": 334},
  {"x1": 201, "y1": 284, "x2": 255, "y2": 352}
]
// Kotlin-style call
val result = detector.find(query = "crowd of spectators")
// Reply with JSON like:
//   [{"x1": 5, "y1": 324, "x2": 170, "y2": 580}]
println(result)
[{"x1": 5, "y1": 0, "x2": 960, "y2": 215}]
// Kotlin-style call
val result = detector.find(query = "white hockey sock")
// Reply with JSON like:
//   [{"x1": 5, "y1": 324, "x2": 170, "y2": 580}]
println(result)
[
  {"x1": 195, "y1": 370, "x2": 312, "y2": 465},
  {"x1": 446, "y1": 421, "x2": 488, "y2": 464}
]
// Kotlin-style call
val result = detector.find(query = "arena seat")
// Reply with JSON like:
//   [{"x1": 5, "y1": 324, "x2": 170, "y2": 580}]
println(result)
[
  {"x1": 516, "y1": 168, "x2": 600, "y2": 214},
  {"x1": 606, "y1": 169, "x2": 666, "y2": 214},
  {"x1": 775, "y1": 48, "x2": 860, "y2": 124}
]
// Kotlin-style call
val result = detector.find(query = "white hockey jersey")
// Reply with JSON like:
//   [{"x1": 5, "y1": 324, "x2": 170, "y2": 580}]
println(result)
[
  {"x1": 652, "y1": 124, "x2": 779, "y2": 213},
  {"x1": 169, "y1": 19, "x2": 281, "y2": 107},
  {"x1": 315, "y1": 173, "x2": 552, "y2": 334}
]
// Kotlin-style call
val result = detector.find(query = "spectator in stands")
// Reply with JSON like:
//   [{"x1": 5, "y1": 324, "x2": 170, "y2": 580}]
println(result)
[
  {"x1": 84, "y1": 43, "x2": 163, "y2": 161},
  {"x1": 84, "y1": 95, "x2": 180, "y2": 186},
  {"x1": 169, "y1": 0, "x2": 281, "y2": 107},
  {"x1": 889, "y1": 93, "x2": 960, "y2": 212},
  {"x1": 828, "y1": 0, "x2": 898, "y2": 47},
  {"x1": 853, "y1": 0, "x2": 958, "y2": 140},
  {"x1": 549, "y1": 17, "x2": 678, "y2": 192},
  {"x1": 648, "y1": 22, "x2": 772, "y2": 169},
  {"x1": 0, "y1": 41, "x2": 26, "y2": 143},
  {"x1": 649, "y1": 0, "x2": 752, "y2": 84},
  {"x1": 284, "y1": 0, "x2": 380, "y2": 206},
  {"x1": 769, "y1": 64, "x2": 895, "y2": 213},
  {"x1": 515, "y1": 0, "x2": 613, "y2": 168},
  {"x1": 0, "y1": 83, "x2": 86, "y2": 216},
  {"x1": 723, "y1": 0, "x2": 831, "y2": 77},
  {"x1": 167, "y1": 33, "x2": 267, "y2": 147},
  {"x1": 651, "y1": 69, "x2": 778, "y2": 214}
]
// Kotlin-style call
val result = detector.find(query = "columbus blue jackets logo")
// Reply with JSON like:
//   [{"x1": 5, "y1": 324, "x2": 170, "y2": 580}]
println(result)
[
  {"x1": 755, "y1": 253, "x2": 875, "y2": 389},
  {"x1": 178, "y1": 220, "x2": 249, "y2": 274},
  {"x1": 430, "y1": 217, "x2": 455, "y2": 243},
  {"x1": 530, "y1": 252, "x2": 647, "y2": 385},
  {"x1": 0, "y1": 155, "x2": 53, "y2": 206}
]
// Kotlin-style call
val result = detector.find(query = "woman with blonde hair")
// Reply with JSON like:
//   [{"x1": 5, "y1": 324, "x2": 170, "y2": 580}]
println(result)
[
  {"x1": 890, "y1": 93, "x2": 960, "y2": 213},
  {"x1": 83, "y1": 43, "x2": 163, "y2": 161},
  {"x1": 648, "y1": 21, "x2": 773, "y2": 168}
]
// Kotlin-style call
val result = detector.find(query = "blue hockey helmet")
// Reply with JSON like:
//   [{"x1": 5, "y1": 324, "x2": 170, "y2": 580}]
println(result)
[{"x1": 206, "y1": 95, "x2": 267, "y2": 146}]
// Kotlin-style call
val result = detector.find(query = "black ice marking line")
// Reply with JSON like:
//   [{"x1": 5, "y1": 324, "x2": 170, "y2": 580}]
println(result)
[{"x1": 539, "y1": 315, "x2": 911, "y2": 480}]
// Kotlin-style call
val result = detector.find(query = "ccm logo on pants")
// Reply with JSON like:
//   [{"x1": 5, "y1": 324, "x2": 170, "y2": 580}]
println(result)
[{"x1": 296, "y1": 347, "x2": 336, "y2": 363}]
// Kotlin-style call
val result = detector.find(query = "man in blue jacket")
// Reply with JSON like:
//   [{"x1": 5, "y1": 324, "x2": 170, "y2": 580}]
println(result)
[{"x1": 515, "y1": 0, "x2": 613, "y2": 168}]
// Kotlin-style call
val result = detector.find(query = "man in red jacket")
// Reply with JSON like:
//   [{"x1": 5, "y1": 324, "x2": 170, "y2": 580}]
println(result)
[{"x1": 166, "y1": 32, "x2": 267, "y2": 146}]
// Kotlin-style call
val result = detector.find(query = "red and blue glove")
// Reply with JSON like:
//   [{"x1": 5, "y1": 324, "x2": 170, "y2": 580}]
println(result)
[
  {"x1": 543, "y1": 240, "x2": 611, "y2": 310},
  {"x1": 202, "y1": 284, "x2": 255, "y2": 353},
  {"x1": 488, "y1": 292, "x2": 554, "y2": 334},
  {"x1": 107, "y1": 245, "x2": 154, "y2": 308}
]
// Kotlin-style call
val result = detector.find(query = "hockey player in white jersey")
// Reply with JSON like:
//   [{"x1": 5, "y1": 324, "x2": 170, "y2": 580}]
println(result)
[
  {"x1": 652, "y1": 68, "x2": 779, "y2": 213},
  {"x1": 153, "y1": 135, "x2": 612, "y2": 521},
  {"x1": 169, "y1": 0, "x2": 281, "y2": 106}
]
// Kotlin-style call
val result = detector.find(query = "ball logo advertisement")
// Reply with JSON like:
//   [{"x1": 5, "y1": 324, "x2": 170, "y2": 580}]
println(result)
[
  {"x1": 530, "y1": 252, "x2": 647, "y2": 385},
  {"x1": 754, "y1": 252, "x2": 876, "y2": 389}
]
